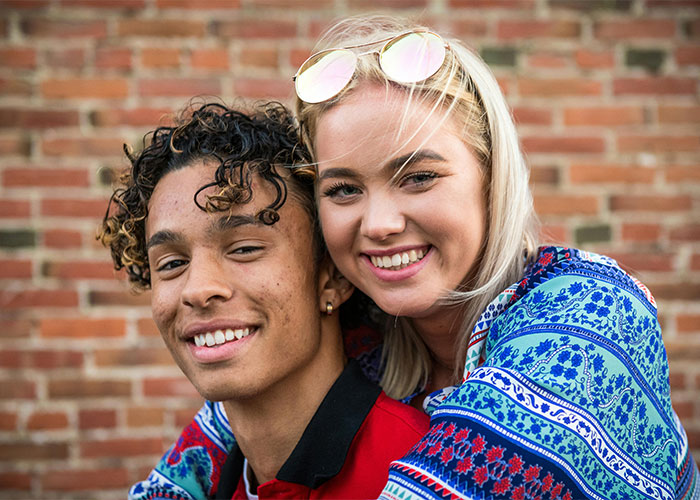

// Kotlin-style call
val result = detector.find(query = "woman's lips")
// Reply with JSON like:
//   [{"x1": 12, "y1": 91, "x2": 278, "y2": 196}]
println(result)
[{"x1": 363, "y1": 246, "x2": 432, "y2": 282}]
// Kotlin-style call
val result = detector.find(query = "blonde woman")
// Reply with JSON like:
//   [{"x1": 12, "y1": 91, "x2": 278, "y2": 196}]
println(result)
[{"x1": 131, "y1": 16, "x2": 698, "y2": 500}]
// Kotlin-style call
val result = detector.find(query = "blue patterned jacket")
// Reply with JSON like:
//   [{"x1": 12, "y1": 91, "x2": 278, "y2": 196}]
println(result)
[{"x1": 130, "y1": 247, "x2": 699, "y2": 500}]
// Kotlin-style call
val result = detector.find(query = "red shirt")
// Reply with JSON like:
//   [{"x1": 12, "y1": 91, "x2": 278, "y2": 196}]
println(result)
[{"x1": 214, "y1": 360, "x2": 429, "y2": 499}]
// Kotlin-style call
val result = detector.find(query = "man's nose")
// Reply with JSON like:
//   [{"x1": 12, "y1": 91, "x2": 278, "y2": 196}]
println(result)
[{"x1": 180, "y1": 255, "x2": 233, "y2": 309}]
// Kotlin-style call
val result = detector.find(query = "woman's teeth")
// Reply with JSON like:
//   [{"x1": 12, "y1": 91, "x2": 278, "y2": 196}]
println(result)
[
  {"x1": 370, "y1": 249, "x2": 425, "y2": 271},
  {"x1": 193, "y1": 328, "x2": 250, "y2": 347}
]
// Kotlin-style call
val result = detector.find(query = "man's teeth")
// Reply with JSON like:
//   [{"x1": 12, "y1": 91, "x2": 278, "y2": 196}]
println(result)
[
  {"x1": 193, "y1": 328, "x2": 250, "y2": 347},
  {"x1": 370, "y1": 249, "x2": 425, "y2": 270}
]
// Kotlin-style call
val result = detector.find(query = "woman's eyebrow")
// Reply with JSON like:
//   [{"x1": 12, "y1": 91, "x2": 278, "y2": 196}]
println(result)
[{"x1": 385, "y1": 149, "x2": 446, "y2": 173}]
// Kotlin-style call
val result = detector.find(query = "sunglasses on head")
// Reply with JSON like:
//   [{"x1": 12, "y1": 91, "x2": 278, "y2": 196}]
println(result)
[{"x1": 293, "y1": 30, "x2": 450, "y2": 104}]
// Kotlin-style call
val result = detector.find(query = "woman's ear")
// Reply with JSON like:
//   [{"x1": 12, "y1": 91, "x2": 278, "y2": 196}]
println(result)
[{"x1": 317, "y1": 256, "x2": 354, "y2": 315}]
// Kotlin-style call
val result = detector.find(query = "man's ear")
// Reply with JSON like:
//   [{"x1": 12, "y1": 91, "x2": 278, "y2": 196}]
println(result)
[{"x1": 318, "y1": 255, "x2": 354, "y2": 315}]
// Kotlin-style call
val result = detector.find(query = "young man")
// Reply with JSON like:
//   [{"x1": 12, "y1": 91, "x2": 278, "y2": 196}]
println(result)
[{"x1": 99, "y1": 102, "x2": 428, "y2": 499}]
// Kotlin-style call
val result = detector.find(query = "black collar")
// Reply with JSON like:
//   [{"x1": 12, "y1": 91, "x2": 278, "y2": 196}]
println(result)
[{"x1": 215, "y1": 359, "x2": 381, "y2": 498}]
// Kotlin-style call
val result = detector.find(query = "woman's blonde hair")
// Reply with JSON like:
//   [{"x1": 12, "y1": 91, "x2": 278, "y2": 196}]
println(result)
[{"x1": 297, "y1": 15, "x2": 540, "y2": 399}]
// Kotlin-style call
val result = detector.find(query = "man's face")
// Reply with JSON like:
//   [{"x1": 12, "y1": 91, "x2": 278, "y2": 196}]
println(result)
[{"x1": 145, "y1": 161, "x2": 323, "y2": 401}]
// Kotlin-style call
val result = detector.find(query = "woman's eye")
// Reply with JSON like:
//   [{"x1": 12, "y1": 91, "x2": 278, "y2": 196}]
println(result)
[
  {"x1": 322, "y1": 182, "x2": 362, "y2": 200},
  {"x1": 402, "y1": 171, "x2": 438, "y2": 189}
]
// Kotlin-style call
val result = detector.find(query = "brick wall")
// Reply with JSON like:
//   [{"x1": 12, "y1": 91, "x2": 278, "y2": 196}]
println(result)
[{"x1": 0, "y1": 0, "x2": 698, "y2": 497}]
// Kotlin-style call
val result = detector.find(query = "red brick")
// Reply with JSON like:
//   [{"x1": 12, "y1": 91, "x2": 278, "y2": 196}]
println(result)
[
  {"x1": 3, "y1": 167, "x2": 87, "y2": 187},
  {"x1": 530, "y1": 165, "x2": 559, "y2": 185},
  {"x1": 43, "y1": 260, "x2": 117, "y2": 280},
  {"x1": 676, "y1": 46, "x2": 700, "y2": 65},
  {"x1": 40, "y1": 318, "x2": 125, "y2": 338},
  {"x1": 44, "y1": 229, "x2": 82, "y2": 248},
  {"x1": 621, "y1": 223, "x2": 661, "y2": 242},
  {"x1": 595, "y1": 19, "x2": 676, "y2": 39},
  {"x1": 233, "y1": 78, "x2": 293, "y2": 99},
  {"x1": 94, "y1": 347, "x2": 173, "y2": 366},
  {"x1": 215, "y1": 19, "x2": 297, "y2": 38},
  {"x1": 647, "y1": 0, "x2": 700, "y2": 6},
  {"x1": 564, "y1": 107, "x2": 644, "y2": 126},
  {"x1": 522, "y1": 136, "x2": 605, "y2": 154},
  {"x1": 0, "y1": 472, "x2": 30, "y2": 491},
  {"x1": 614, "y1": 77, "x2": 696, "y2": 95},
  {"x1": 575, "y1": 49, "x2": 615, "y2": 68},
  {"x1": 27, "y1": 411, "x2": 69, "y2": 430},
  {"x1": 81, "y1": 438, "x2": 164, "y2": 458},
  {"x1": 238, "y1": 46, "x2": 279, "y2": 69},
  {"x1": 692, "y1": 253, "x2": 700, "y2": 271},
  {"x1": 512, "y1": 107, "x2": 553, "y2": 125},
  {"x1": 498, "y1": 20, "x2": 580, "y2": 39},
  {"x1": 658, "y1": 105, "x2": 700, "y2": 124},
  {"x1": 617, "y1": 135, "x2": 700, "y2": 153},
  {"x1": 79, "y1": 409, "x2": 117, "y2": 429},
  {"x1": 91, "y1": 107, "x2": 173, "y2": 127},
  {"x1": 349, "y1": 0, "x2": 426, "y2": 6},
  {"x1": 669, "y1": 370, "x2": 686, "y2": 390},
  {"x1": 0, "y1": 443, "x2": 68, "y2": 461},
  {"x1": 0, "y1": 319, "x2": 33, "y2": 338},
  {"x1": 88, "y1": 290, "x2": 151, "y2": 307},
  {"x1": 677, "y1": 314, "x2": 700, "y2": 333},
  {"x1": 606, "y1": 252, "x2": 674, "y2": 272},
  {"x1": 117, "y1": 19, "x2": 206, "y2": 37},
  {"x1": 0, "y1": 199, "x2": 30, "y2": 217},
  {"x1": 141, "y1": 47, "x2": 181, "y2": 68},
  {"x1": 446, "y1": 19, "x2": 489, "y2": 37},
  {"x1": 138, "y1": 78, "x2": 220, "y2": 97},
  {"x1": 0, "y1": 109, "x2": 79, "y2": 129},
  {"x1": 41, "y1": 198, "x2": 110, "y2": 217},
  {"x1": 95, "y1": 47, "x2": 132, "y2": 70},
  {"x1": 0, "y1": 48, "x2": 36, "y2": 69},
  {"x1": 449, "y1": 0, "x2": 534, "y2": 6},
  {"x1": 610, "y1": 194, "x2": 692, "y2": 212},
  {"x1": 174, "y1": 407, "x2": 201, "y2": 427},
  {"x1": 138, "y1": 318, "x2": 160, "y2": 336},
  {"x1": 2, "y1": 0, "x2": 51, "y2": 7},
  {"x1": 127, "y1": 407, "x2": 164, "y2": 427},
  {"x1": 42, "y1": 468, "x2": 128, "y2": 491},
  {"x1": 665, "y1": 165, "x2": 700, "y2": 183},
  {"x1": 49, "y1": 379, "x2": 131, "y2": 399},
  {"x1": 519, "y1": 78, "x2": 602, "y2": 96},
  {"x1": 534, "y1": 194, "x2": 599, "y2": 216},
  {"x1": 157, "y1": 0, "x2": 241, "y2": 7},
  {"x1": 21, "y1": 19, "x2": 106, "y2": 38},
  {"x1": 143, "y1": 377, "x2": 201, "y2": 398},
  {"x1": 61, "y1": 0, "x2": 146, "y2": 6},
  {"x1": 1, "y1": 289, "x2": 78, "y2": 309},
  {"x1": 670, "y1": 224, "x2": 700, "y2": 241},
  {"x1": 0, "y1": 380, "x2": 36, "y2": 399},
  {"x1": 665, "y1": 343, "x2": 700, "y2": 361},
  {"x1": 671, "y1": 398, "x2": 694, "y2": 420},
  {"x1": 539, "y1": 224, "x2": 568, "y2": 244},
  {"x1": 0, "y1": 412, "x2": 17, "y2": 431},
  {"x1": 41, "y1": 78, "x2": 128, "y2": 99},
  {"x1": 0, "y1": 259, "x2": 32, "y2": 279},
  {"x1": 190, "y1": 48, "x2": 229, "y2": 70},
  {"x1": 527, "y1": 52, "x2": 569, "y2": 68},
  {"x1": 43, "y1": 137, "x2": 125, "y2": 157},
  {"x1": 0, "y1": 350, "x2": 83, "y2": 369},
  {"x1": 0, "y1": 77, "x2": 32, "y2": 96},
  {"x1": 569, "y1": 164, "x2": 654, "y2": 184},
  {"x1": 45, "y1": 48, "x2": 85, "y2": 69}
]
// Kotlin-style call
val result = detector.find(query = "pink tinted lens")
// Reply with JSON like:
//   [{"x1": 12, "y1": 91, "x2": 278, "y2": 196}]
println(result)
[
  {"x1": 295, "y1": 49, "x2": 357, "y2": 104},
  {"x1": 379, "y1": 32, "x2": 446, "y2": 84}
]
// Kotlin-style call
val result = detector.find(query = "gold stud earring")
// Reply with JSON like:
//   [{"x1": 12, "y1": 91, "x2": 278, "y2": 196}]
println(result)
[{"x1": 325, "y1": 302, "x2": 333, "y2": 315}]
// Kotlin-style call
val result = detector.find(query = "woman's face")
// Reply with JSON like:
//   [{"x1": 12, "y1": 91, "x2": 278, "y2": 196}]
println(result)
[{"x1": 314, "y1": 84, "x2": 487, "y2": 319}]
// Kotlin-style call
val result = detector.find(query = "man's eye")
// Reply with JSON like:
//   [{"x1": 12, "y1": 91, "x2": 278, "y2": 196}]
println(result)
[
  {"x1": 232, "y1": 246, "x2": 263, "y2": 255},
  {"x1": 156, "y1": 259, "x2": 187, "y2": 272},
  {"x1": 322, "y1": 182, "x2": 362, "y2": 200}
]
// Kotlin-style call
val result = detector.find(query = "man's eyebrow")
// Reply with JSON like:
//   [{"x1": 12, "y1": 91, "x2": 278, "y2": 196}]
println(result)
[
  {"x1": 317, "y1": 149, "x2": 446, "y2": 182},
  {"x1": 212, "y1": 214, "x2": 260, "y2": 233},
  {"x1": 147, "y1": 230, "x2": 183, "y2": 250}
]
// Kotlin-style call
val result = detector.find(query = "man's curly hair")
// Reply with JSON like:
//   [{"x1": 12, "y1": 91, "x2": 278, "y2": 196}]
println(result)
[{"x1": 98, "y1": 101, "x2": 317, "y2": 291}]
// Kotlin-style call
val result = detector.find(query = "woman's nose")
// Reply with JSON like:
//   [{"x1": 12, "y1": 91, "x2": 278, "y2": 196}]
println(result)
[
  {"x1": 360, "y1": 195, "x2": 406, "y2": 241},
  {"x1": 180, "y1": 256, "x2": 233, "y2": 309}
]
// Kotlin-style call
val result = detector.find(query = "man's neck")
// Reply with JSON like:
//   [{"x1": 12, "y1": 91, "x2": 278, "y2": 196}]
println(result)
[{"x1": 221, "y1": 319, "x2": 345, "y2": 487}]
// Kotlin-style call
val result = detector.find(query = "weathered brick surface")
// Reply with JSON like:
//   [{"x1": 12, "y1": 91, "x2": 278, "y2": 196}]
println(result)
[{"x1": 1, "y1": 1, "x2": 698, "y2": 496}]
